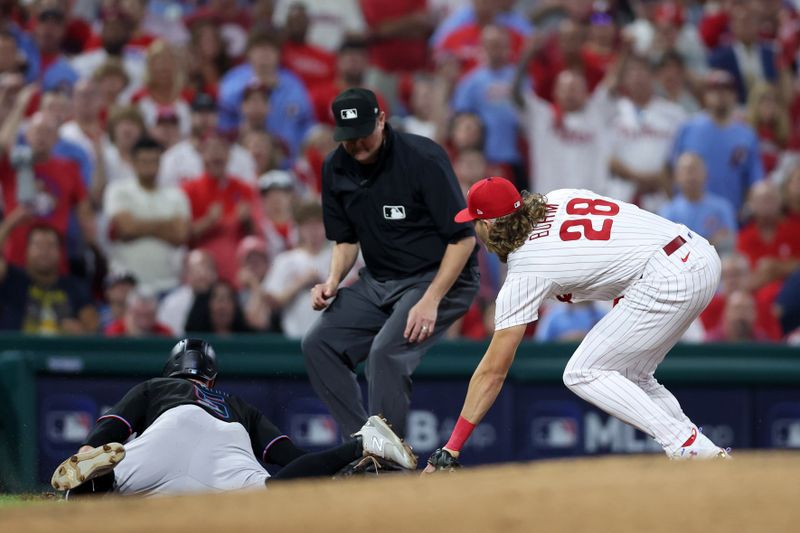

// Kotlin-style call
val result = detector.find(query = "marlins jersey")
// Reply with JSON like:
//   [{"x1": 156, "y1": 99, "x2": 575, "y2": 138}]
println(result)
[
  {"x1": 495, "y1": 188, "x2": 684, "y2": 330},
  {"x1": 84, "y1": 377, "x2": 288, "y2": 464}
]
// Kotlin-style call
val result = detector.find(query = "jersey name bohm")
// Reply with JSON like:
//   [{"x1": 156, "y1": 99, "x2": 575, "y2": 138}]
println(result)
[{"x1": 528, "y1": 204, "x2": 560, "y2": 241}]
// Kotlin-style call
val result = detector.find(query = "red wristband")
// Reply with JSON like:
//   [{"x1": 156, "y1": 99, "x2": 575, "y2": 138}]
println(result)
[{"x1": 445, "y1": 416, "x2": 476, "y2": 452}]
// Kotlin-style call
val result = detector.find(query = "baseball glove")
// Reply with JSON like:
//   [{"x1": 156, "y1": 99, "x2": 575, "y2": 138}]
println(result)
[{"x1": 426, "y1": 448, "x2": 461, "y2": 472}]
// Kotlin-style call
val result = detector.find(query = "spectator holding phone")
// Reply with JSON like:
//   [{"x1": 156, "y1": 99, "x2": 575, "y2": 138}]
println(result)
[{"x1": 0, "y1": 85, "x2": 96, "y2": 276}]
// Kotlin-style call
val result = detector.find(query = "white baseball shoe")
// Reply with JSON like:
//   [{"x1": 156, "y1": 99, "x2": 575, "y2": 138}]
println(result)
[
  {"x1": 670, "y1": 427, "x2": 731, "y2": 461},
  {"x1": 353, "y1": 416, "x2": 418, "y2": 470},
  {"x1": 51, "y1": 443, "x2": 126, "y2": 491}
]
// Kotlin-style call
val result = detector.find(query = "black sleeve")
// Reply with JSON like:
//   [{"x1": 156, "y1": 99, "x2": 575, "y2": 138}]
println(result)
[
  {"x1": 418, "y1": 147, "x2": 476, "y2": 243},
  {"x1": 239, "y1": 400, "x2": 296, "y2": 465},
  {"x1": 321, "y1": 158, "x2": 358, "y2": 244},
  {"x1": 83, "y1": 381, "x2": 150, "y2": 447}
]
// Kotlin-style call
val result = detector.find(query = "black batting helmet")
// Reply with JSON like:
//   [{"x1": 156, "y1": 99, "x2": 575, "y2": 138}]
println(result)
[{"x1": 163, "y1": 338, "x2": 218, "y2": 382}]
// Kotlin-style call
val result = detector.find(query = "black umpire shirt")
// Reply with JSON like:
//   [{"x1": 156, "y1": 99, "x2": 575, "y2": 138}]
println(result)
[{"x1": 322, "y1": 123, "x2": 477, "y2": 281}]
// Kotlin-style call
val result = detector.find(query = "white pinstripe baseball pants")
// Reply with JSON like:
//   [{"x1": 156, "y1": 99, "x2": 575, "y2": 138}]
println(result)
[{"x1": 562, "y1": 231, "x2": 721, "y2": 454}]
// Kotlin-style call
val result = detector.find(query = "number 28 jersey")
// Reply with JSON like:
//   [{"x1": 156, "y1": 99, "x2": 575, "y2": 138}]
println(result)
[{"x1": 495, "y1": 188, "x2": 684, "y2": 330}]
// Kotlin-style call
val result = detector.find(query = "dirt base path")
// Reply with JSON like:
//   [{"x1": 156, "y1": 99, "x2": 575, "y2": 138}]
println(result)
[{"x1": 3, "y1": 452, "x2": 799, "y2": 533}]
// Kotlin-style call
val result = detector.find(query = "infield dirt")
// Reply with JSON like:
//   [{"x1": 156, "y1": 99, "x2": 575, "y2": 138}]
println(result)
[{"x1": 1, "y1": 452, "x2": 798, "y2": 533}]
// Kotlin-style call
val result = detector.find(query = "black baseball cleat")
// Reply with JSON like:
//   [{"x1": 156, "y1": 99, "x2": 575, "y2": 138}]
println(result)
[{"x1": 51, "y1": 443, "x2": 126, "y2": 491}]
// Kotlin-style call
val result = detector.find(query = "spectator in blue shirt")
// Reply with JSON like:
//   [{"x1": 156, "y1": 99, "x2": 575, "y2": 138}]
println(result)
[
  {"x1": 660, "y1": 152, "x2": 737, "y2": 254},
  {"x1": 33, "y1": 6, "x2": 79, "y2": 92},
  {"x1": 452, "y1": 25, "x2": 526, "y2": 186},
  {"x1": 536, "y1": 302, "x2": 606, "y2": 342},
  {"x1": 431, "y1": 0, "x2": 533, "y2": 47},
  {"x1": 218, "y1": 32, "x2": 315, "y2": 162},
  {"x1": 671, "y1": 70, "x2": 763, "y2": 215}
]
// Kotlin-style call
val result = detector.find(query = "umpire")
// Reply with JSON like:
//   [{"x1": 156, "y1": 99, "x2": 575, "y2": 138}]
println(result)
[{"x1": 302, "y1": 88, "x2": 479, "y2": 438}]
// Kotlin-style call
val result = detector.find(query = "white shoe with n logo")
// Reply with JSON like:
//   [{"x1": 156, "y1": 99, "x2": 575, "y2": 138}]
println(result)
[{"x1": 354, "y1": 415, "x2": 418, "y2": 470}]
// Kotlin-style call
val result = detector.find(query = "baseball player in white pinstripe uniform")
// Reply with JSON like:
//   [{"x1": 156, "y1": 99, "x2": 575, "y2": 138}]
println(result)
[{"x1": 424, "y1": 177, "x2": 729, "y2": 472}]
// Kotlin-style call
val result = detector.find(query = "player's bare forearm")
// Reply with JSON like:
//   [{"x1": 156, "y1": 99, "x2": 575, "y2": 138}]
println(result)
[
  {"x1": 327, "y1": 242, "x2": 360, "y2": 286},
  {"x1": 422, "y1": 236, "x2": 475, "y2": 304},
  {"x1": 449, "y1": 325, "x2": 526, "y2": 444}
]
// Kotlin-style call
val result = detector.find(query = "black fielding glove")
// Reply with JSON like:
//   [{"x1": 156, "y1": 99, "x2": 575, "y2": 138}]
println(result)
[{"x1": 426, "y1": 448, "x2": 461, "y2": 472}]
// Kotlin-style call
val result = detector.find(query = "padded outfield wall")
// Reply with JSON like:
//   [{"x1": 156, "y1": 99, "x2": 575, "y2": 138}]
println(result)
[{"x1": 1, "y1": 334, "x2": 799, "y2": 491}]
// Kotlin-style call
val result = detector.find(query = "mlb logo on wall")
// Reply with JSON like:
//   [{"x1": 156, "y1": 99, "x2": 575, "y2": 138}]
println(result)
[
  {"x1": 532, "y1": 417, "x2": 579, "y2": 449},
  {"x1": 341, "y1": 108, "x2": 358, "y2": 119},
  {"x1": 383, "y1": 205, "x2": 406, "y2": 220}
]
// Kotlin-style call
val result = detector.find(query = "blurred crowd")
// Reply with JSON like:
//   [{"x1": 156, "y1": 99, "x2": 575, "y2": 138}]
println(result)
[{"x1": 0, "y1": 0, "x2": 799, "y2": 345}]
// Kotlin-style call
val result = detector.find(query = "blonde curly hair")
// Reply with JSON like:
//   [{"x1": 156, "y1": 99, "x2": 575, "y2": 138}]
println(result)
[{"x1": 484, "y1": 191, "x2": 549, "y2": 263}]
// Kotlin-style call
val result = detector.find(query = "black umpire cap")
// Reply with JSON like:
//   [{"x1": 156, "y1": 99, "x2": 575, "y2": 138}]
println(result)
[{"x1": 331, "y1": 88, "x2": 380, "y2": 142}]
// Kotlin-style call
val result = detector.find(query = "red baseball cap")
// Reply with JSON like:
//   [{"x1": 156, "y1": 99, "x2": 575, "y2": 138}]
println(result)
[{"x1": 454, "y1": 177, "x2": 523, "y2": 223}]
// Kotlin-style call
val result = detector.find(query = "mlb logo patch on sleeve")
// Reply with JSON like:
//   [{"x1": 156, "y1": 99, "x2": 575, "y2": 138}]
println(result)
[
  {"x1": 341, "y1": 108, "x2": 358, "y2": 119},
  {"x1": 383, "y1": 205, "x2": 406, "y2": 220}
]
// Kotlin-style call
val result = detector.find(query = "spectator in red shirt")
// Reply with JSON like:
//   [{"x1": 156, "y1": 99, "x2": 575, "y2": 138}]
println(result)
[
  {"x1": 746, "y1": 82, "x2": 792, "y2": 175},
  {"x1": 105, "y1": 289, "x2": 173, "y2": 337},
  {"x1": 528, "y1": 19, "x2": 605, "y2": 102},
  {"x1": 182, "y1": 130, "x2": 260, "y2": 284},
  {"x1": 737, "y1": 180, "x2": 800, "y2": 292},
  {"x1": 184, "y1": 0, "x2": 252, "y2": 38},
  {"x1": 700, "y1": 253, "x2": 782, "y2": 340},
  {"x1": 281, "y1": 3, "x2": 336, "y2": 93},
  {"x1": 705, "y1": 290, "x2": 774, "y2": 342},
  {"x1": 360, "y1": 0, "x2": 434, "y2": 76},
  {"x1": 310, "y1": 36, "x2": 390, "y2": 126},
  {"x1": 0, "y1": 88, "x2": 96, "y2": 273},
  {"x1": 436, "y1": 3, "x2": 524, "y2": 77}
]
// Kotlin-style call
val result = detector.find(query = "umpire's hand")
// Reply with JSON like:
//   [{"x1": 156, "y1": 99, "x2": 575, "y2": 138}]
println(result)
[
  {"x1": 311, "y1": 280, "x2": 339, "y2": 310},
  {"x1": 404, "y1": 295, "x2": 438, "y2": 343}
]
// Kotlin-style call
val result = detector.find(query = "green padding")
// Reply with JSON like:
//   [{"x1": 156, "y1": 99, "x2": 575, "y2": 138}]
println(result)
[{"x1": 0, "y1": 333, "x2": 798, "y2": 383}]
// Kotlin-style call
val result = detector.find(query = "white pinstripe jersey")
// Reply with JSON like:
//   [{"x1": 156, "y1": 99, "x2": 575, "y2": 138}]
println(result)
[{"x1": 495, "y1": 188, "x2": 684, "y2": 330}]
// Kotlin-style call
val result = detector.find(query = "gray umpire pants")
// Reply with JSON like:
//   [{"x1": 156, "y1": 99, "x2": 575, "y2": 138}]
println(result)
[{"x1": 302, "y1": 267, "x2": 479, "y2": 438}]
